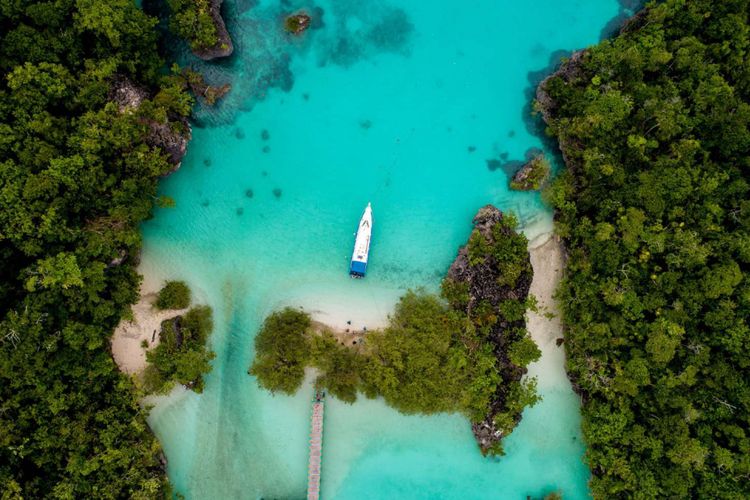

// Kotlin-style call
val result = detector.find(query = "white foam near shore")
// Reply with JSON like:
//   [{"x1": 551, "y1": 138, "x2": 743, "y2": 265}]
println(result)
[{"x1": 525, "y1": 232, "x2": 568, "y2": 390}]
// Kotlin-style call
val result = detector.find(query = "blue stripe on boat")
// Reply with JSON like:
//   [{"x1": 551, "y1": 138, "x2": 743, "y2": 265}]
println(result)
[{"x1": 350, "y1": 260, "x2": 367, "y2": 276}]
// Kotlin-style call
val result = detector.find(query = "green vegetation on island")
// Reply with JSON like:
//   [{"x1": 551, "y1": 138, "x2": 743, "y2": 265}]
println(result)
[
  {"x1": 284, "y1": 12, "x2": 313, "y2": 35},
  {"x1": 144, "y1": 305, "x2": 215, "y2": 393},
  {"x1": 167, "y1": 0, "x2": 233, "y2": 59},
  {"x1": 536, "y1": 0, "x2": 750, "y2": 497},
  {"x1": 155, "y1": 280, "x2": 192, "y2": 309},
  {"x1": 250, "y1": 307, "x2": 313, "y2": 395},
  {"x1": 510, "y1": 154, "x2": 551, "y2": 191},
  {"x1": 250, "y1": 206, "x2": 541, "y2": 454},
  {"x1": 168, "y1": 0, "x2": 220, "y2": 50},
  {"x1": 0, "y1": 0, "x2": 195, "y2": 496}
]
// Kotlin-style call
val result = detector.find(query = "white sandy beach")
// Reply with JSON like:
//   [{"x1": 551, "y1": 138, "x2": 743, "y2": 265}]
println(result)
[
  {"x1": 110, "y1": 288, "x2": 188, "y2": 374},
  {"x1": 525, "y1": 232, "x2": 567, "y2": 389}
]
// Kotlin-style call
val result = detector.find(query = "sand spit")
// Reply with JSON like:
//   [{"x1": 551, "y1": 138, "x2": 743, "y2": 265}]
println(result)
[
  {"x1": 525, "y1": 232, "x2": 567, "y2": 389},
  {"x1": 111, "y1": 291, "x2": 188, "y2": 374}
]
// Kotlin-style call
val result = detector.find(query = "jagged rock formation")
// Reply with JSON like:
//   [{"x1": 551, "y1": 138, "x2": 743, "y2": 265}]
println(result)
[
  {"x1": 194, "y1": 0, "x2": 233, "y2": 60},
  {"x1": 510, "y1": 154, "x2": 551, "y2": 191},
  {"x1": 447, "y1": 205, "x2": 534, "y2": 453},
  {"x1": 109, "y1": 76, "x2": 191, "y2": 170}
]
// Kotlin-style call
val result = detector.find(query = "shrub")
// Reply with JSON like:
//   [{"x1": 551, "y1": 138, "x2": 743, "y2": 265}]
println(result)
[{"x1": 155, "y1": 280, "x2": 191, "y2": 309}]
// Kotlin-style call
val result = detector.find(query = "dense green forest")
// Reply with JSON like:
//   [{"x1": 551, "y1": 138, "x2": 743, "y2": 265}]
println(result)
[
  {"x1": 155, "y1": 279, "x2": 191, "y2": 309},
  {"x1": 538, "y1": 0, "x2": 750, "y2": 497},
  {"x1": 250, "y1": 207, "x2": 541, "y2": 454},
  {"x1": 166, "y1": 0, "x2": 220, "y2": 52},
  {"x1": 0, "y1": 0, "x2": 193, "y2": 497}
]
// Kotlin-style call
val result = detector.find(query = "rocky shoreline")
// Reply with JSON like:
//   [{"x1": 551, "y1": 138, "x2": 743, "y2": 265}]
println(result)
[
  {"x1": 194, "y1": 0, "x2": 233, "y2": 60},
  {"x1": 110, "y1": 76, "x2": 191, "y2": 170},
  {"x1": 446, "y1": 205, "x2": 534, "y2": 452},
  {"x1": 111, "y1": 290, "x2": 188, "y2": 375}
]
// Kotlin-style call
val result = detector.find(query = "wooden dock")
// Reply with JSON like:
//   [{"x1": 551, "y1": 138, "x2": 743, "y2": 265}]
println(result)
[{"x1": 307, "y1": 391, "x2": 325, "y2": 500}]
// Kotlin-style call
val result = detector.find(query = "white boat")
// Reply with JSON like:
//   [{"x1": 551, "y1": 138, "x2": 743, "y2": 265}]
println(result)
[{"x1": 349, "y1": 202, "x2": 372, "y2": 278}]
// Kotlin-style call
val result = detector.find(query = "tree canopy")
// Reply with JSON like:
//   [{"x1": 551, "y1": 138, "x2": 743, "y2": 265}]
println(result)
[
  {"x1": 538, "y1": 0, "x2": 750, "y2": 497},
  {"x1": 155, "y1": 280, "x2": 191, "y2": 310},
  {"x1": 0, "y1": 0, "x2": 193, "y2": 496}
]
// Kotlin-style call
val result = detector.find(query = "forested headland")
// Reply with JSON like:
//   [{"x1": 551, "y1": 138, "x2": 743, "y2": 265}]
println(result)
[
  {"x1": 0, "y1": 1, "x2": 194, "y2": 496},
  {"x1": 166, "y1": 0, "x2": 233, "y2": 60},
  {"x1": 537, "y1": 0, "x2": 750, "y2": 497},
  {"x1": 250, "y1": 206, "x2": 542, "y2": 455}
]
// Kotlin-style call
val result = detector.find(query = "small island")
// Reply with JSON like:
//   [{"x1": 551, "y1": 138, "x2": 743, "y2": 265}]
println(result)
[
  {"x1": 284, "y1": 12, "x2": 312, "y2": 35},
  {"x1": 509, "y1": 153, "x2": 551, "y2": 191},
  {"x1": 167, "y1": 0, "x2": 233, "y2": 60},
  {"x1": 249, "y1": 206, "x2": 541, "y2": 454}
]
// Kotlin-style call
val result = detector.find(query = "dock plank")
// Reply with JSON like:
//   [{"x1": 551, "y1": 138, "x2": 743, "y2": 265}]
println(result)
[{"x1": 307, "y1": 392, "x2": 325, "y2": 500}]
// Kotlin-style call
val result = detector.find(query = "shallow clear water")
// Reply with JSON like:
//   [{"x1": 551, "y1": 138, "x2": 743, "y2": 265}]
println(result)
[{"x1": 141, "y1": 1, "x2": 626, "y2": 498}]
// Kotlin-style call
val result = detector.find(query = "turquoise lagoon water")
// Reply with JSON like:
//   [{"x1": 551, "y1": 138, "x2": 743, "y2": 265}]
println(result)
[{"x1": 141, "y1": 1, "x2": 628, "y2": 498}]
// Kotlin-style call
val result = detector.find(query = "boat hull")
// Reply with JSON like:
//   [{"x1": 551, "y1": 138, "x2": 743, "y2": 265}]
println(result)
[{"x1": 349, "y1": 203, "x2": 372, "y2": 278}]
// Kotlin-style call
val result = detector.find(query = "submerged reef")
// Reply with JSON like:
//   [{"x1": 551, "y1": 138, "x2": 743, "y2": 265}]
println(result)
[{"x1": 248, "y1": 205, "x2": 540, "y2": 455}]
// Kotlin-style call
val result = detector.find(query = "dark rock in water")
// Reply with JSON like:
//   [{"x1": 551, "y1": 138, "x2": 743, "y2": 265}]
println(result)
[
  {"x1": 486, "y1": 159, "x2": 502, "y2": 171},
  {"x1": 359, "y1": 119, "x2": 372, "y2": 130},
  {"x1": 500, "y1": 152, "x2": 509, "y2": 160},
  {"x1": 193, "y1": 0, "x2": 234, "y2": 61},
  {"x1": 262, "y1": 170, "x2": 268, "y2": 177},
  {"x1": 182, "y1": 68, "x2": 231, "y2": 105},
  {"x1": 302, "y1": 93, "x2": 310, "y2": 101},
  {"x1": 508, "y1": 130, "x2": 516, "y2": 138},
  {"x1": 261, "y1": 129, "x2": 270, "y2": 141},
  {"x1": 556, "y1": 338, "x2": 565, "y2": 347},
  {"x1": 245, "y1": 189, "x2": 254, "y2": 198},
  {"x1": 273, "y1": 188, "x2": 282, "y2": 198},
  {"x1": 236, "y1": 207, "x2": 244, "y2": 215},
  {"x1": 234, "y1": 128, "x2": 245, "y2": 139},
  {"x1": 200, "y1": 200, "x2": 210, "y2": 207},
  {"x1": 203, "y1": 158, "x2": 212, "y2": 167},
  {"x1": 446, "y1": 205, "x2": 533, "y2": 454},
  {"x1": 510, "y1": 154, "x2": 551, "y2": 191},
  {"x1": 262, "y1": 146, "x2": 270, "y2": 154},
  {"x1": 468, "y1": 146, "x2": 476, "y2": 153},
  {"x1": 284, "y1": 12, "x2": 312, "y2": 35}
]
